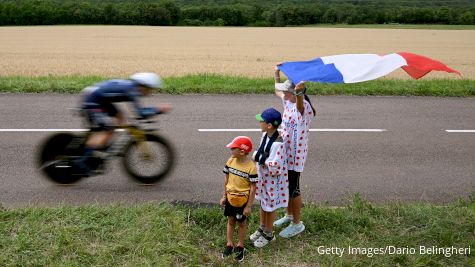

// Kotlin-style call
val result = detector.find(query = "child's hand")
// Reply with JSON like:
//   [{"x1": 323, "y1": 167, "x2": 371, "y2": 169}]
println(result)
[
  {"x1": 220, "y1": 196, "x2": 226, "y2": 207},
  {"x1": 243, "y1": 206, "x2": 252, "y2": 216}
]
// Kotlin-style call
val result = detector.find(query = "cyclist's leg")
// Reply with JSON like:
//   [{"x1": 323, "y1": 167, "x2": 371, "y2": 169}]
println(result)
[
  {"x1": 74, "y1": 109, "x2": 113, "y2": 174},
  {"x1": 88, "y1": 103, "x2": 119, "y2": 148},
  {"x1": 86, "y1": 131, "x2": 114, "y2": 149},
  {"x1": 104, "y1": 103, "x2": 124, "y2": 138}
]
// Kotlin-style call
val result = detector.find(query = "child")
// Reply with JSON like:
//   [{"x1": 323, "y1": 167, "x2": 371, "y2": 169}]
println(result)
[
  {"x1": 273, "y1": 70, "x2": 316, "y2": 238},
  {"x1": 250, "y1": 108, "x2": 288, "y2": 248},
  {"x1": 221, "y1": 136, "x2": 258, "y2": 262}
]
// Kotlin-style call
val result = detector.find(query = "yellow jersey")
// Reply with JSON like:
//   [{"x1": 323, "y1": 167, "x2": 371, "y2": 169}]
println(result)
[{"x1": 223, "y1": 157, "x2": 258, "y2": 195}]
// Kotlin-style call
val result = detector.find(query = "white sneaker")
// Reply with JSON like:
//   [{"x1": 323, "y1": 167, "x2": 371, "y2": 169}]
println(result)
[
  {"x1": 273, "y1": 215, "x2": 292, "y2": 227},
  {"x1": 250, "y1": 228, "x2": 263, "y2": 242},
  {"x1": 253, "y1": 234, "x2": 275, "y2": 248},
  {"x1": 279, "y1": 221, "x2": 305, "y2": 238}
]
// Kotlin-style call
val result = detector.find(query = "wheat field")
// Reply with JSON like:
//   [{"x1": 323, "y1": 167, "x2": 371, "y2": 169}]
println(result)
[{"x1": 0, "y1": 26, "x2": 473, "y2": 79}]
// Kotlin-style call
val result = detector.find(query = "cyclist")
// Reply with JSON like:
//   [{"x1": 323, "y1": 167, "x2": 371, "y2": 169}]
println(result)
[{"x1": 74, "y1": 72, "x2": 172, "y2": 175}]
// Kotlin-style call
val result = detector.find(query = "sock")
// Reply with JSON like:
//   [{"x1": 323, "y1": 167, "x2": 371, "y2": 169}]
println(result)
[
  {"x1": 263, "y1": 230, "x2": 273, "y2": 239},
  {"x1": 286, "y1": 214, "x2": 294, "y2": 220}
]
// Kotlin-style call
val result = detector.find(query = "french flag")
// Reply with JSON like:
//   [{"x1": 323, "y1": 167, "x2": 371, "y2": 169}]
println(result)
[{"x1": 278, "y1": 52, "x2": 460, "y2": 84}]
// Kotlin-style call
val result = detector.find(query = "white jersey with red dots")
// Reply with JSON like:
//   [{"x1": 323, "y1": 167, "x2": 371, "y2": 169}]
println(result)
[
  {"x1": 254, "y1": 132, "x2": 289, "y2": 212},
  {"x1": 280, "y1": 97, "x2": 314, "y2": 172}
]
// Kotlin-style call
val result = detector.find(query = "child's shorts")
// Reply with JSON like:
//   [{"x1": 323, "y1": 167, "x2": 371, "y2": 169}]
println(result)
[{"x1": 224, "y1": 200, "x2": 247, "y2": 222}]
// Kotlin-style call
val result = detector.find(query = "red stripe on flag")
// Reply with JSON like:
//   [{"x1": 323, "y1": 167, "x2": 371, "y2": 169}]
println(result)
[{"x1": 397, "y1": 52, "x2": 461, "y2": 79}]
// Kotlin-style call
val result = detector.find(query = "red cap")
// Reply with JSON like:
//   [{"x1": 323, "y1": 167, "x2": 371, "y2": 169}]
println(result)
[{"x1": 226, "y1": 136, "x2": 253, "y2": 153}]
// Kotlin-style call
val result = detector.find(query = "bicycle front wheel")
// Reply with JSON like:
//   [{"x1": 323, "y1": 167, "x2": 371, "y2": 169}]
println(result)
[{"x1": 122, "y1": 133, "x2": 175, "y2": 184}]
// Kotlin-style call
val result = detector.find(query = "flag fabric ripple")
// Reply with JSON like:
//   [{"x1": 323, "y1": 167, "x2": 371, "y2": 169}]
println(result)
[{"x1": 278, "y1": 52, "x2": 460, "y2": 84}]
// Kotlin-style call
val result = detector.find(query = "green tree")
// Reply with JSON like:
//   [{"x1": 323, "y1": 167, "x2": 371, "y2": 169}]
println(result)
[
  {"x1": 66, "y1": 2, "x2": 101, "y2": 24},
  {"x1": 160, "y1": 0, "x2": 180, "y2": 25},
  {"x1": 0, "y1": 3, "x2": 6, "y2": 25},
  {"x1": 322, "y1": 7, "x2": 338, "y2": 24},
  {"x1": 220, "y1": 6, "x2": 245, "y2": 26},
  {"x1": 435, "y1": 7, "x2": 453, "y2": 24},
  {"x1": 347, "y1": 8, "x2": 362, "y2": 24},
  {"x1": 104, "y1": 3, "x2": 118, "y2": 24},
  {"x1": 138, "y1": 3, "x2": 171, "y2": 25},
  {"x1": 458, "y1": 10, "x2": 474, "y2": 24},
  {"x1": 1, "y1": 0, "x2": 474, "y2": 27},
  {"x1": 414, "y1": 8, "x2": 435, "y2": 23}
]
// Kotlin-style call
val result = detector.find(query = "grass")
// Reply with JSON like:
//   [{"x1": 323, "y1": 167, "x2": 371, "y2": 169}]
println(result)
[
  {"x1": 0, "y1": 194, "x2": 474, "y2": 266},
  {"x1": 0, "y1": 74, "x2": 474, "y2": 97}
]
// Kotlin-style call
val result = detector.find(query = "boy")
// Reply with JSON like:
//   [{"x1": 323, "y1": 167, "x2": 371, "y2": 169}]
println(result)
[
  {"x1": 250, "y1": 108, "x2": 288, "y2": 248},
  {"x1": 221, "y1": 136, "x2": 257, "y2": 262}
]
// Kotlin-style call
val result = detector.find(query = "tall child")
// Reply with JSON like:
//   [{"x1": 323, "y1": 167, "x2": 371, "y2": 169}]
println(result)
[{"x1": 273, "y1": 65, "x2": 316, "y2": 238}]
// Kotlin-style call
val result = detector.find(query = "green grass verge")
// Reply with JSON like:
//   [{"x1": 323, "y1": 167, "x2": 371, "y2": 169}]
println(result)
[
  {"x1": 0, "y1": 194, "x2": 474, "y2": 266},
  {"x1": 0, "y1": 74, "x2": 474, "y2": 97}
]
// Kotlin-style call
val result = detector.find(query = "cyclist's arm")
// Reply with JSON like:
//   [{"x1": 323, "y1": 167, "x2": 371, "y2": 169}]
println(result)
[{"x1": 127, "y1": 91, "x2": 160, "y2": 119}]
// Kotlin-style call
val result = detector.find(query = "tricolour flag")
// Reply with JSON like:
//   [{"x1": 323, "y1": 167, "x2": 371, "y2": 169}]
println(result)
[{"x1": 278, "y1": 52, "x2": 460, "y2": 84}]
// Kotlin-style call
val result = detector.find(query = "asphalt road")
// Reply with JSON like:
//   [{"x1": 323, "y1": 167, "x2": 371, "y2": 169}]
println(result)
[{"x1": 0, "y1": 94, "x2": 474, "y2": 208}]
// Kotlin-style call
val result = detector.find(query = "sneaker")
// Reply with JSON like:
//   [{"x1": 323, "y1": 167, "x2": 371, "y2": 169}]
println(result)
[
  {"x1": 273, "y1": 215, "x2": 292, "y2": 227},
  {"x1": 279, "y1": 221, "x2": 305, "y2": 238},
  {"x1": 249, "y1": 228, "x2": 263, "y2": 242},
  {"x1": 253, "y1": 233, "x2": 275, "y2": 248},
  {"x1": 234, "y1": 246, "x2": 245, "y2": 262},
  {"x1": 222, "y1": 245, "x2": 234, "y2": 258}
]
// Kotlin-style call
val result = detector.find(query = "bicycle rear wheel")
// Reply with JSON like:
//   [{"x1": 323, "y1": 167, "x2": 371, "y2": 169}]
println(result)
[
  {"x1": 37, "y1": 133, "x2": 85, "y2": 184},
  {"x1": 122, "y1": 133, "x2": 175, "y2": 184}
]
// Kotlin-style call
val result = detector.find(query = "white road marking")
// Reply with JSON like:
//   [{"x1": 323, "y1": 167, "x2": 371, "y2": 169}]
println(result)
[
  {"x1": 0, "y1": 129, "x2": 125, "y2": 132},
  {"x1": 0, "y1": 129, "x2": 88, "y2": 132},
  {"x1": 310, "y1": 129, "x2": 387, "y2": 132},
  {"x1": 446, "y1": 130, "x2": 475, "y2": 133},
  {"x1": 198, "y1": 128, "x2": 387, "y2": 132},
  {"x1": 3, "y1": 129, "x2": 472, "y2": 133},
  {"x1": 199, "y1": 129, "x2": 260, "y2": 132}
]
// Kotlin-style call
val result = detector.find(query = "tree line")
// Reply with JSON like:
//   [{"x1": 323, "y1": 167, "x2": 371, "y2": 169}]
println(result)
[{"x1": 0, "y1": 0, "x2": 474, "y2": 26}]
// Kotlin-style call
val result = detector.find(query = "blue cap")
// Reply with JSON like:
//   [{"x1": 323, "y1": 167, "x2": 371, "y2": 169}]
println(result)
[{"x1": 255, "y1": 108, "x2": 282, "y2": 127}]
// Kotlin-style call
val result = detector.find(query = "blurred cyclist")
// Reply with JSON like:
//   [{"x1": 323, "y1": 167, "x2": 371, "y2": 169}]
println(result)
[{"x1": 75, "y1": 72, "x2": 172, "y2": 175}]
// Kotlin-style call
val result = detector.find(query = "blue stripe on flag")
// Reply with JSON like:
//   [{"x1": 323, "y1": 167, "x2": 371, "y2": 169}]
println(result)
[{"x1": 279, "y1": 58, "x2": 344, "y2": 84}]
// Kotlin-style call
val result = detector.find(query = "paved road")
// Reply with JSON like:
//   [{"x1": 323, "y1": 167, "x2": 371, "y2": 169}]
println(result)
[{"x1": 0, "y1": 94, "x2": 474, "y2": 208}]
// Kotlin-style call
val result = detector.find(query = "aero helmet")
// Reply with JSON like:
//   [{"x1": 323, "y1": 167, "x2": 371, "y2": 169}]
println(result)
[{"x1": 129, "y1": 72, "x2": 163, "y2": 89}]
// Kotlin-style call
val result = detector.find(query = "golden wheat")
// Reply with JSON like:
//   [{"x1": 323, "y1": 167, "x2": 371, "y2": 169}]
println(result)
[{"x1": 0, "y1": 26, "x2": 473, "y2": 79}]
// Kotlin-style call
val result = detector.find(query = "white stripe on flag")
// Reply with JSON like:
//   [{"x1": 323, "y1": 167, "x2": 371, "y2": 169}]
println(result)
[{"x1": 321, "y1": 53, "x2": 406, "y2": 83}]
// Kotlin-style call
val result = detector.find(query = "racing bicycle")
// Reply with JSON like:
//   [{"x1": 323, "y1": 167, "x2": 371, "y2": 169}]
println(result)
[{"x1": 37, "y1": 114, "x2": 175, "y2": 184}]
